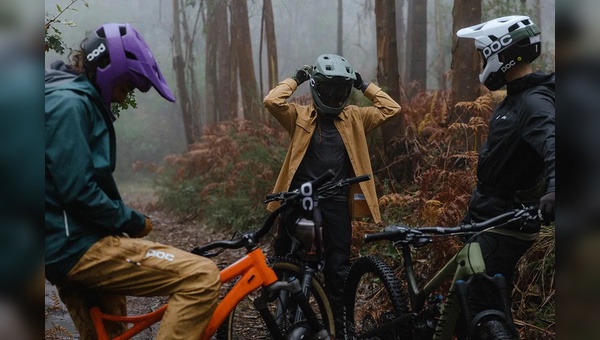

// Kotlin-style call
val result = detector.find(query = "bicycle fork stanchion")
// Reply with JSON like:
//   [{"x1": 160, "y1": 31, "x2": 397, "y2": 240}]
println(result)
[
  {"x1": 294, "y1": 265, "x2": 316, "y2": 323},
  {"x1": 256, "y1": 279, "x2": 330, "y2": 340}
]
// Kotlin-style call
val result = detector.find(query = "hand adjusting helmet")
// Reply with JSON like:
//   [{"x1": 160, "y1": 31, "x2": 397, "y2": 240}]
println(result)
[
  {"x1": 457, "y1": 15, "x2": 541, "y2": 90},
  {"x1": 83, "y1": 23, "x2": 175, "y2": 116},
  {"x1": 309, "y1": 54, "x2": 356, "y2": 116}
]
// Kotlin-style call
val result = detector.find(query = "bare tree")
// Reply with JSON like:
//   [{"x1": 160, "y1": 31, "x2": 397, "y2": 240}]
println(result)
[
  {"x1": 205, "y1": 0, "x2": 218, "y2": 127},
  {"x1": 450, "y1": 0, "x2": 482, "y2": 123},
  {"x1": 230, "y1": 0, "x2": 261, "y2": 122},
  {"x1": 216, "y1": 0, "x2": 232, "y2": 122},
  {"x1": 263, "y1": 0, "x2": 278, "y2": 92},
  {"x1": 405, "y1": 0, "x2": 427, "y2": 95},
  {"x1": 374, "y1": 0, "x2": 403, "y2": 143},
  {"x1": 172, "y1": 0, "x2": 203, "y2": 146},
  {"x1": 337, "y1": 0, "x2": 343, "y2": 55},
  {"x1": 395, "y1": 0, "x2": 406, "y2": 83},
  {"x1": 204, "y1": 0, "x2": 231, "y2": 125}
]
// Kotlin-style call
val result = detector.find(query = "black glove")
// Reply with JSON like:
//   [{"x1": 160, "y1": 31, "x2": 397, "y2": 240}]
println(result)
[
  {"x1": 353, "y1": 72, "x2": 369, "y2": 92},
  {"x1": 292, "y1": 65, "x2": 312, "y2": 86},
  {"x1": 538, "y1": 192, "x2": 555, "y2": 225}
]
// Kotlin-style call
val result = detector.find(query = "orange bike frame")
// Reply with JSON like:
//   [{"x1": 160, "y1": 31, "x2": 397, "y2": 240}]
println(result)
[{"x1": 91, "y1": 247, "x2": 279, "y2": 340}]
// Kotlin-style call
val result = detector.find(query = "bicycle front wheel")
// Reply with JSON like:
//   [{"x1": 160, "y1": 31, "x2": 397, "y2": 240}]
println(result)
[
  {"x1": 217, "y1": 257, "x2": 335, "y2": 339},
  {"x1": 476, "y1": 318, "x2": 514, "y2": 340},
  {"x1": 343, "y1": 255, "x2": 410, "y2": 339}
]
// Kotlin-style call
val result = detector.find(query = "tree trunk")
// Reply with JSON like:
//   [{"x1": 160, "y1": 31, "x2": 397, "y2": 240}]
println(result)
[
  {"x1": 337, "y1": 0, "x2": 343, "y2": 55},
  {"x1": 228, "y1": 3, "x2": 239, "y2": 121},
  {"x1": 406, "y1": 0, "x2": 427, "y2": 96},
  {"x1": 230, "y1": 0, "x2": 261, "y2": 122},
  {"x1": 263, "y1": 0, "x2": 278, "y2": 91},
  {"x1": 205, "y1": 0, "x2": 218, "y2": 128},
  {"x1": 449, "y1": 0, "x2": 482, "y2": 123},
  {"x1": 172, "y1": 0, "x2": 201, "y2": 146},
  {"x1": 395, "y1": 0, "x2": 406, "y2": 82},
  {"x1": 374, "y1": 0, "x2": 402, "y2": 143},
  {"x1": 216, "y1": 0, "x2": 231, "y2": 122}
]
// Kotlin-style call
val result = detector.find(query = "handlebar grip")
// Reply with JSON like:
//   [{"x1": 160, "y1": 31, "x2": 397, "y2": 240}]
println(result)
[
  {"x1": 265, "y1": 193, "x2": 279, "y2": 200},
  {"x1": 347, "y1": 174, "x2": 371, "y2": 185},
  {"x1": 364, "y1": 231, "x2": 394, "y2": 243}
]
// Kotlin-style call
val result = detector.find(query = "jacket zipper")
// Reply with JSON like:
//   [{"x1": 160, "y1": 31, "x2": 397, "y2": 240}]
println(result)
[{"x1": 63, "y1": 210, "x2": 70, "y2": 237}]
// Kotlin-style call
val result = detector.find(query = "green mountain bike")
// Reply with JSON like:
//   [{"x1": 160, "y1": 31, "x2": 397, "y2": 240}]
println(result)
[{"x1": 343, "y1": 206, "x2": 539, "y2": 340}]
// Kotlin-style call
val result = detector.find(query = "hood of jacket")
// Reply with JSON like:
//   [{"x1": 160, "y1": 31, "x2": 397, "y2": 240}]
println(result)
[
  {"x1": 45, "y1": 61, "x2": 108, "y2": 114},
  {"x1": 507, "y1": 71, "x2": 555, "y2": 96}
]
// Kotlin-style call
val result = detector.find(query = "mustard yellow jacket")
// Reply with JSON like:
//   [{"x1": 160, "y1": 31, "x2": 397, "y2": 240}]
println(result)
[{"x1": 264, "y1": 78, "x2": 401, "y2": 223}]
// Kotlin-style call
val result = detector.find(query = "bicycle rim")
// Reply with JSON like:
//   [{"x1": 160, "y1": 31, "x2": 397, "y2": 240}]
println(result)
[
  {"x1": 217, "y1": 258, "x2": 334, "y2": 339},
  {"x1": 343, "y1": 255, "x2": 410, "y2": 340}
]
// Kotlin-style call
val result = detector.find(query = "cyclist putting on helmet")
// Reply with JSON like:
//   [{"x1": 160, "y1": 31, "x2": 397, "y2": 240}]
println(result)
[
  {"x1": 456, "y1": 15, "x2": 555, "y2": 337},
  {"x1": 264, "y1": 54, "x2": 401, "y2": 338},
  {"x1": 45, "y1": 23, "x2": 221, "y2": 340}
]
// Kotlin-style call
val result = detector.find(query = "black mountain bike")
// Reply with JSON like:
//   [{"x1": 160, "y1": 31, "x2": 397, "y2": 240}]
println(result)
[
  {"x1": 264, "y1": 171, "x2": 372, "y2": 339},
  {"x1": 343, "y1": 206, "x2": 539, "y2": 340}
]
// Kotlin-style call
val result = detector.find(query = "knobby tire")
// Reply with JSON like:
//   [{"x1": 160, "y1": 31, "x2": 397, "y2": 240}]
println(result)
[
  {"x1": 476, "y1": 318, "x2": 514, "y2": 340},
  {"x1": 343, "y1": 255, "x2": 410, "y2": 340}
]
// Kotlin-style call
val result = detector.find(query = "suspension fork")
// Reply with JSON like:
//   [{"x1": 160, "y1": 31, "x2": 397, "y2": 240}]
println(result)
[{"x1": 256, "y1": 278, "x2": 328, "y2": 339}]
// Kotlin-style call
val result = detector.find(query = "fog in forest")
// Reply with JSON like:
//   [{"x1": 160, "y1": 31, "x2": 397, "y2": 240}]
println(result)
[{"x1": 44, "y1": 0, "x2": 556, "y2": 180}]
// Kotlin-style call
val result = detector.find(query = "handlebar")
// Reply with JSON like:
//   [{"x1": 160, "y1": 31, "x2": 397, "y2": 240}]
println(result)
[
  {"x1": 264, "y1": 173, "x2": 371, "y2": 203},
  {"x1": 191, "y1": 169, "x2": 337, "y2": 257},
  {"x1": 364, "y1": 206, "x2": 539, "y2": 244}
]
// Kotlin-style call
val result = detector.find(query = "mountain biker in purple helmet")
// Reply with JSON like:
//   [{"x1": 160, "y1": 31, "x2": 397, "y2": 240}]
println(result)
[
  {"x1": 456, "y1": 15, "x2": 554, "y2": 338},
  {"x1": 45, "y1": 23, "x2": 220, "y2": 339}
]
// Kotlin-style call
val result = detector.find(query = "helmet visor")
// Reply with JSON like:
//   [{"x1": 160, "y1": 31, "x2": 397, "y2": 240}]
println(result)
[{"x1": 315, "y1": 82, "x2": 352, "y2": 109}]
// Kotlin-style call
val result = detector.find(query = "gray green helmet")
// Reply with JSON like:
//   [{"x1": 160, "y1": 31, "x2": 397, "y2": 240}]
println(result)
[{"x1": 309, "y1": 54, "x2": 356, "y2": 116}]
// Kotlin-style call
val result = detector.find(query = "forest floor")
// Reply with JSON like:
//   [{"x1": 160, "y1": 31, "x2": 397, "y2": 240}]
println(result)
[{"x1": 44, "y1": 182, "x2": 262, "y2": 339}]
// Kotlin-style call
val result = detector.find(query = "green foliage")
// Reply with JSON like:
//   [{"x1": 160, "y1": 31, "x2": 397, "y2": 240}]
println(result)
[
  {"x1": 111, "y1": 91, "x2": 138, "y2": 118},
  {"x1": 156, "y1": 119, "x2": 289, "y2": 231},
  {"x1": 45, "y1": 0, "x2": 88, "y2": 54}
]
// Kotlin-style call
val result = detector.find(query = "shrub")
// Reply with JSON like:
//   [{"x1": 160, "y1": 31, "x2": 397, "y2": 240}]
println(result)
[{"x1": 156, "y1": 119, "x2": 288, "y2": 231}]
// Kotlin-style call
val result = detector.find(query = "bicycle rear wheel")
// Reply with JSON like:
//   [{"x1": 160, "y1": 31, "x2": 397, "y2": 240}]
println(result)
[
  {"x1": 217, "y1": 257, "x2": 334, "y2": 339},
  {"x1": 343, "y1": 255, "x2": 410, "y2": 339}
]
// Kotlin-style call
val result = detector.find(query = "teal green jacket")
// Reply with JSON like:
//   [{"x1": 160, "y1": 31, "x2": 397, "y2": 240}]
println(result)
[{"x1": 45, "y1": 63, "x2": 145, "y2": 284}]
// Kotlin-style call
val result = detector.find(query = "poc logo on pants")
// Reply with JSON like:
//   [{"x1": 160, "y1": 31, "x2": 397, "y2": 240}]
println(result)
[{"x1": 146, "y1": 249, "x2": 175, "y2": 262}]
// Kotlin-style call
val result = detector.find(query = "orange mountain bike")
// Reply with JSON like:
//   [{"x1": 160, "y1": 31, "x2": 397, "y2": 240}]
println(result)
[{"x1": 90, "y1": 171, "x2": 337, "y2": 340}]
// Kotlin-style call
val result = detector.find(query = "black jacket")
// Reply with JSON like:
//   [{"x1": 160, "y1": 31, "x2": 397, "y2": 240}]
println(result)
[{"x1": 468, "y1": 72, "x2": 555, "y2": 220}]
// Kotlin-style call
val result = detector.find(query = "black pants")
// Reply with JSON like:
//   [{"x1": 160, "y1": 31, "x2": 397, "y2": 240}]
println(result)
[{"x1": 273, "y1": 199, "x2": 351, "y2": 313}]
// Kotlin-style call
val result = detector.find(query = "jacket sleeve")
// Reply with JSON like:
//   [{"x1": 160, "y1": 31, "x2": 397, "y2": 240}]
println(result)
[
  {"x1": 358, "y1": 83, "x2": 402, "y2": 133},
  {"x1": 521, "y1": 90, "x2": 555, "y2": 193},
  {"x1": 45, "y1": 96, "x2": 145, "y2": 234},
  {"x1": 263, "y1": 78, "x2": 299, "y2": 134}
]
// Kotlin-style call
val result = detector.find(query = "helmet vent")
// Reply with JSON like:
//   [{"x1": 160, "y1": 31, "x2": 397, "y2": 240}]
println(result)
[
  {"x1": 96, "y1": 27, "x2": 106, "y2": 38},
  {"x1": 119, "y1": 26, "x2": 127, "y2": 36},
  {"x1": 125, "y1": 51, "x2": 138, "y2": 60},
  {"x1": 326, "y1": 65, "x2": 333, "y2": 70},
  {"x1": 522, "y1": 19, "x2": 531, "y2": 25},
  {"x1": 345, "y1": 67, "x2": 350, "y2": 73},
  {"x1": 323, "y1": 56, "x2": 330, "y2": 60},
  {"x1": 508, "y1": 23, "x2": 520, "y2": 32}
]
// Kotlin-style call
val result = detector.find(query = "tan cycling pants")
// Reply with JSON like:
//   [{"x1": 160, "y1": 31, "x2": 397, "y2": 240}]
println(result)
[{"x1": 55, "y1": 235, "x2": 221, "y2": 340}]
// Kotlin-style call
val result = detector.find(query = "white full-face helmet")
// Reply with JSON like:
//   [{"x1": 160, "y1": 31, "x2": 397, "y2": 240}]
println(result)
[{"x1": 457, "y1": 15, "x2": 541, "y2": 90}]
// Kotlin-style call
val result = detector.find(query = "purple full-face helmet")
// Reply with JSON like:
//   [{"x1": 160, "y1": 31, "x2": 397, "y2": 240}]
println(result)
[{"x1": 83, "y1": 23, "x2": 175, "y2": 113}]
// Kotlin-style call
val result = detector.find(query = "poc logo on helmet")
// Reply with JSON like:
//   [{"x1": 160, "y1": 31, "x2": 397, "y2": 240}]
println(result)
[
  {"x1": 482, "y1": 34, "x2": 513, "y2": 59},
  {"x1": 145, "y1": 249, "x2": 175, "y2": 262},
  {"x1": 501, "y1": 60, "x2": 517, "y2": 73},
  {"x1": 86, "y1": 43, "x2": 106, "y2": 61}
]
